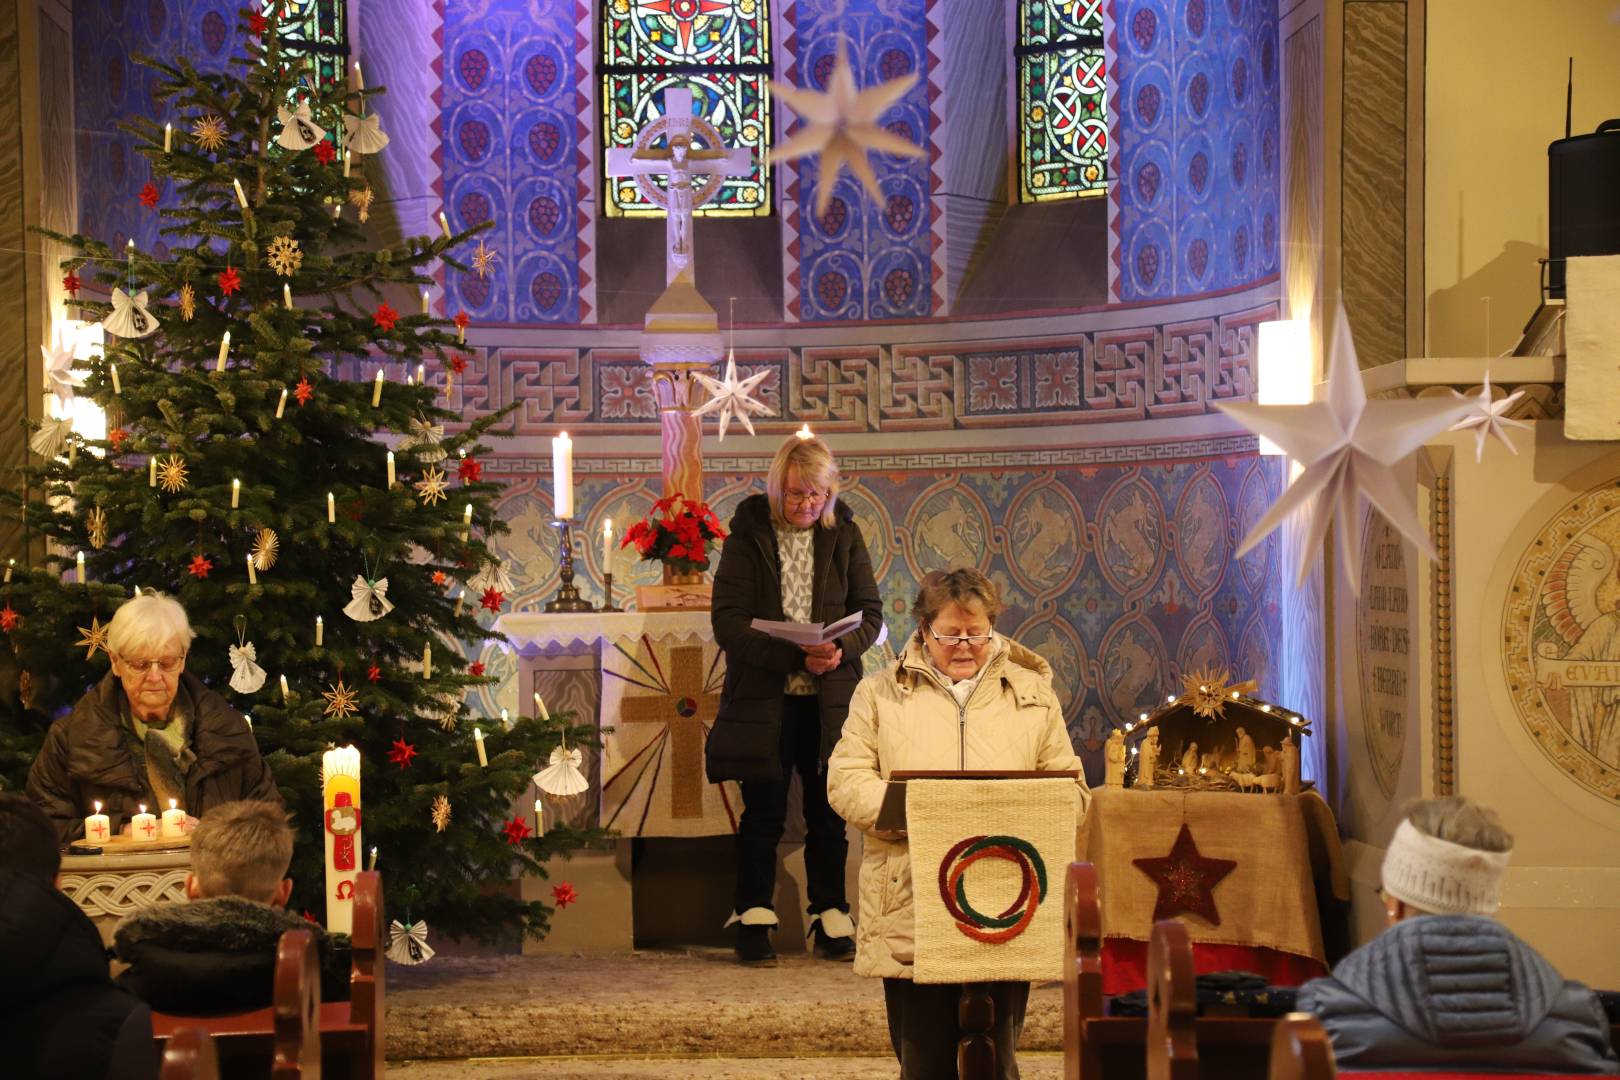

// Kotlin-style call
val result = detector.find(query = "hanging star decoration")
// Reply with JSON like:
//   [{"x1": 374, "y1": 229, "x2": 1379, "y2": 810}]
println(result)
[
  {"x1": 479, "y1": 587, "x2": 504, "y2": 613},
  {"x1": 448, "y1": 353, "x2": 468, "y2": 376},
  {"x1": 252, "y1": 528, "x2": 280, "y2": 572},
  {"x1": 767, "y1": 39, "x2": 926, "y2": 218},
  {"x1": 192, "y1": 115, "x2": 228, "y2": 152},
  {"x1": 551, "y1": 883, "x2": 578, "y2": 909},
  {"x1": 267, "y1": 235, "x2": 303, "y2": 277},
  {"x1": 1177, "y1": 668, "x2": 1258, "y2": 720},
  {"x1": 457, "y1": 456, "x2": 482, "y2": 484},
  {"x1": 366, "y1": 663, "x2": 382, "y2": 683},
  {"x1": 157, "y1": 455, "x2": 189, "y2": 494},
  {"x1": 62, "y1": 271, "x2": 81, "y2": 296},
  {"x1": 217, "y1": 266, "x2": 242, "y2": 297},
  {"x1": 374, "y1": 302, "x2": 399, "y2": 331},
  {"x1": 0, "y1": 604, "x2": 20, "y2": 633},
  {"x1": 430, "y1": 570, "x2": 448, "y2": 587},
  {"x1": 471, "y1": 238, "x2": 498, "y2": 280},
  {"x1": 691, "y1": 352, "x2": 772, "y2": 440},
  {"x1": 1132, "y1": 823, "x2": 1238, "y2": 925},
  {"x1": 178, "y1": 282, "x2": 196, "y2": 321},
  {"x1": 312, "y1": 139, "x2": 336, "y2": 165},
  {"x1": 75, "y1": 616, "x2": 109, "y2": 660},
  {"x1": 108, "y1": 428, "x2": 129, "y2": 452},
  {"x1": 247, "y1": 11, "x2": 268, "y2": 34},
  {"x1": 387, "y1": 737, "x2": 418, "y2": 769},
  {"x1": 41, "y1": 336, "x2": 84, "y2": 406},
  {"x1": 468, "y1": 661, "x2": 486, "y2": 677},
  {"x1": 1215, "y1": 303, "x2": 1475, "y2": 594},
  {"x1": 138, "y1": 183, "x2": 160, "y2": 209},
  {"x1": 452, "y1": 311, "x2": 470, "y2": 334},
  {"x1": 349, "y1": 184, "x2": 374, "y2": 222},
  {"x1": 501, "y1": 815, "x2": 531, "y2": 845},
  {"x1": 431, "y1": 793, "x2": 452, "y2": 832},
  {"x1": 187, "y1": 554, "x2": 214, "y2": 579},
  {"x1": 322, "y1": 677, "x2": 360, "y2": 719},
  {"x1": 293, "y1": 376, "x2": 314, "y2": 406},
  {"x1": 414, "y1": 467, "x2": 448, "y2": 506},
  {"x1": 1449, "y1": 371, "x2": 1530, "y2": 463}
]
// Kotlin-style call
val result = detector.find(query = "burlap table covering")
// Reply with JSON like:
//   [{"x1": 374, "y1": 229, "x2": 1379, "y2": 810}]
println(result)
[
  {"x1": 908, "y1": 778, "x2": 1081, "y2": 984},
  {"x1": 1078, "y1": 788, "x2": 1344, "y2": 963}
]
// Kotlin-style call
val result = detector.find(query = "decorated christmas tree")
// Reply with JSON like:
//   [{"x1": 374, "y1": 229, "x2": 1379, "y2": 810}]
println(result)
[{"x1": 1, "y1": 8, "x2": 598, "y2": 942}]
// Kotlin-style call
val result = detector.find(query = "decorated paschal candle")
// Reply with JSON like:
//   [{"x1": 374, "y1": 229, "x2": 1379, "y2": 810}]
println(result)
[{"x1": 322, "y1": 746, "x2": 362, "y2": 934}]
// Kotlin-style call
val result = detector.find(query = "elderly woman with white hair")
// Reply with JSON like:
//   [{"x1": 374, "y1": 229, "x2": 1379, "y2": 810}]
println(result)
[{"x1": 27, "y1": 592, "x2": 280, "y2": 845}]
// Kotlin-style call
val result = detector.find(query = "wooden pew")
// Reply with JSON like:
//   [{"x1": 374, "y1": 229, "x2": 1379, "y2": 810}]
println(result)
[
  {"x1": 1064, "y1": 861, "x2": 1275, "y2": 1080},
  {"x1": 151, "y1": 871, "x2": 385, "y2": 1080},
  {"x1": 1266, "y1": 1014, "x2": 1335, "y2": 1080},
  {"x1": 160, "y1": 1029, "x2": 222, "y2": 1080}
]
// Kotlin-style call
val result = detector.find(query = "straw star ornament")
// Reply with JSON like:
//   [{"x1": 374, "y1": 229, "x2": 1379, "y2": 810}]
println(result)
[
  {"x1": 1216, "y1": 304, "x2": 1474, "y2": 594},
  {"x1": 76, "y1": 617, "x2": 109, "y2": 660},
  {"x1": 691, "y1": 353, "x2": 771, "y2": 440},
  {"x1": 1449, "y1": 371, "x2": 1530, "y2": 463}
]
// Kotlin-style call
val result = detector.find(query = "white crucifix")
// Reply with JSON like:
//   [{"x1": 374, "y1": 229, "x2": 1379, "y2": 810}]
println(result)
[{"x1": 606, "y1": 87, "x2": 754, "y2": 285}]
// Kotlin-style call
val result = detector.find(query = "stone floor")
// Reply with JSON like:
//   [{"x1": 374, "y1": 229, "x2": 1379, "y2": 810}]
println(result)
[{"x1": 386, "y1": 947, "x2": 1065, "y2": 1072}]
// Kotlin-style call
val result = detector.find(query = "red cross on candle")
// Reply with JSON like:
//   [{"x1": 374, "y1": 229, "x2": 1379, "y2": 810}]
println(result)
[
  {"x1": 140, "y1": 819, "x2": 156, "y2": 838},
  {"x1": 89, "y1": 820, "x2": 108, "y2": 840}
]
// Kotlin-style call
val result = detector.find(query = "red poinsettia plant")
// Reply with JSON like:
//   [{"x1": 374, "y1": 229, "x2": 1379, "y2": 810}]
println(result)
[{"x1": 621, "y1": 493, "x2": 727, "y2": 575}]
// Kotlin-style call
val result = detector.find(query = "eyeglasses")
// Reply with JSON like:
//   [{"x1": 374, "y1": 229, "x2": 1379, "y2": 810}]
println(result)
[
  {"x1": 119, "y1": 655, "x2": 186, "y2": 674},
  {"x1": 784, "y1": 488, "x2": 829, "y2": 506},
  {"x1": 928, "y1": 626, "x2": 993, "y2": 648}
]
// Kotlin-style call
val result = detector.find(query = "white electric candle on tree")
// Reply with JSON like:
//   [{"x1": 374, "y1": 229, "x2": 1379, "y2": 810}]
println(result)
[
  {"x1": 149, "y1": 456, "x2": 158, "y2": 486},
  {"x1": 276, "y1": 387, "x2": 288, "y2": 418},
  {"x1": 231, "y1": 478, "x2": 241, "y2": 508},
  {"x1": 279, "y1": 674, "x2": 290, "y2": 701},
  {"x1": 131, "y1": 804, "x2": 157, "y2": 841},
  {"x1": 438, "y1": 211, "x2": 452, "y2": 240},
  {"x1": 246, "y1": 552, "x2": 257, "y2": 585},
  {"x1": 534, "y1": 692, "x2": 550, "y2": 723},
  {"x1": 4, "y1": 559, "x2": 13, "y2": 584},
  {"x1": 163, "y1": 123, "x2": 172, "y2": 153},
  {"x1": 368, "y1": 846, "x2": 378, "y2": 872},
  {"x1": 160, "y1": 798, "x2": 188, "y2": 838},
  {"x1": 327, "y1": 492, "x2": 336, "y2": 523},
  {"x1": 500, "y1": 708, "x2": 511, "y2": 730},
  {"x1": 233, "y1": 178, "x2": 248, "y2": 208},
  {"x1": 453, "y1": 591, "x2": 465, "y2": 617},
  {"x1": 283, "y1": 283, "x2": 293, "y2": 310},
  {"x1": 420, "y1": 290, "x2": 430, "y2": 316},
  {"x1": 75, "y1": 551, "x2": 85, "y2": 583},
  {"x1": 321, "y1": 746, "x2": 362, "y2": 934},
  {"x1": 84, "y1": 801, "x2": 110, "y2": 844},
  {"x1": 217, "y1": 331, "x2": 230, "y2": 371},
  {"x1": 422, "y1": 642, "x2": 432, "y2": 679},
  {"x1": 110, "y1": 362, "x2": 121, "y2": 394},
  {"x1": 352, "y1": 59, "x2": 363, "y2": 92},
  {"x1": 474, "y1": 726, "x2": 488, "y2": 767},
  {"x1": 461, "y1": 503, "x2": 472, "y2": 540},
  {"x1": 372, "y1": 369, "x2": 384, "y2": 407},
  {"x1": 552, "y1": 432, "x2": 574, "y2": 518},
  {"x1": 315, "y1": 616, "x2": 324, "y2": 646},
  {"x1": 386, "y1": 451, "x2": 396, "y2": 488}
]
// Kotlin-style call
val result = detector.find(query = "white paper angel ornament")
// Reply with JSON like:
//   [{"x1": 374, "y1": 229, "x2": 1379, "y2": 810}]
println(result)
[
  {"x1": 399, "y1": 417, "x2": 447, "y2": 462},
  {"x1": 534, "y1": 745, "x2": 589, "y2": 801},
  {"x1": 275, "y1": 102, "x2": 327, "y2": 151},
  {"x1": 229, "y1": 642, "x2": 268, "y2": 694},
  {"x1": 386, "y1": 919, "x2": 433, "y2": 965},
  {"x1": 30, "y1": 418, "x2": 75, "y2": 460},
  {"x1": 343, "y1": 575, "x2": 394, "y2": 622},
  {"x1": 103, "y1": 288, "x2": 159, "y2": 339},
  {"x1": 467, "y1": 559, "x2": 512, "y2": 596},
  {"x1": 344, "y1": 111, "x2": 390, "y2": 155}
]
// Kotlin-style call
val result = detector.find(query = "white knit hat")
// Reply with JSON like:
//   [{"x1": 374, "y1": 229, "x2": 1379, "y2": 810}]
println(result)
[{"x1": 1380, "y1": 819, "x2": 1511, "y2": 916}]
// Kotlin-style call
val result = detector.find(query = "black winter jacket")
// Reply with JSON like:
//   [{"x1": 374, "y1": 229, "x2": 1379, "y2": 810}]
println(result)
[
  {"x1": 27, "y1": 671, "x2": 281, "y2": 845},
  {"x1": 0, "y1": 869, "x2": 159, "y2": 1080},
  {"x1": 706, "y1": 494, "x2": 884, "y2": 782},
  {"x1": 114, "y1": 896, "x2": 350, "y2": 1015}
]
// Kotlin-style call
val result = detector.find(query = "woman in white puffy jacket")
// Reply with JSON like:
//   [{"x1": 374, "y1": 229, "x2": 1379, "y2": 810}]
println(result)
[{"x1": 827, "y1": 568, "x2": 1088, "y2": 1080}]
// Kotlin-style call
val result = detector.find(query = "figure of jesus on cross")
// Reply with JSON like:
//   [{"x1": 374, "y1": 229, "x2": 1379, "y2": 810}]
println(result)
[{"x1": 606, "y1": 87, "x2": 753, "y2": 285}]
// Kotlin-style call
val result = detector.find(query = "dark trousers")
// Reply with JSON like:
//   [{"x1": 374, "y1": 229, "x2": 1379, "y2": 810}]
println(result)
[
  {"x1": 734, "y1": 694, "x2": 848, "y2": 914},
  {"x1": 883, "y1": 979, "x2": 1030, "y2": 1080}
]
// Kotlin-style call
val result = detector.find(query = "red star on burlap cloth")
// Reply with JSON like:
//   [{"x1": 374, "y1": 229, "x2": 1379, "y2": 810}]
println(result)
[
  {"x1": 387, "y1": 738, "x2": 417, "y2": 769},
  {"x1": 501, "y1": 816, "x2": 531, "y2": 845},
  {"x1": 217, "y1": 266, "x2": 242, "y2": 296},
  {"x1": 551, "y1": 882, "x2": 578, "y2": 908},
  {"x1": 1132, "y1": 823, "x2": 1238, "y2": 925}
]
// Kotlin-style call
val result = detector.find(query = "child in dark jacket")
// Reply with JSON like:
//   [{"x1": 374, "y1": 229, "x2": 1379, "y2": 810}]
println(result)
[{"x1": 113, "y1": 800, "x2": 349, "y2": 1014}]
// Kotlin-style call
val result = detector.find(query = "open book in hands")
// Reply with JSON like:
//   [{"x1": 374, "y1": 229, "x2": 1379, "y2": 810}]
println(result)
[{"x1": 750, "y1": 610, "x2": 865, "y2": 647}]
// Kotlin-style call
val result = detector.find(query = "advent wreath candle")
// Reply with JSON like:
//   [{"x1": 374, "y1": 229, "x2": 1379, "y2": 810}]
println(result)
[
  {"x1": 84, "y1": 801, "x2": 110, "y2": 844},
  {"x1": 160, "y1": 798, "x2": 188, "y2": 838},
  {"x1": 131, "y1": 804, "x2": 158, "y2": 841},
  {"x1": 322, "y1": 745, "x2": 362, "y2": 934}
]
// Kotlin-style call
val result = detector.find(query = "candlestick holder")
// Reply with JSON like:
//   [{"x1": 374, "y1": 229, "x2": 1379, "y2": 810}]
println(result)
[
  {"x1": 600, "y1": 571, "x2": 623, "y2": 613},
  {"x1": 544, "y1": 519, "x2": 595, "y2": 613}
]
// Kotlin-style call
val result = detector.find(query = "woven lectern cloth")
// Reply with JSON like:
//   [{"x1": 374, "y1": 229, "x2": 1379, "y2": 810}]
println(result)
[
  {"x1": 908, "y1": 778, "x2": 1080, "y2": 985},
  {"x1": 1076, "y1": 788, "x2": 1329, "y2": 962},
  {"x1": 1566, "y1": 256, "x2": 1620, "y2": 441}
]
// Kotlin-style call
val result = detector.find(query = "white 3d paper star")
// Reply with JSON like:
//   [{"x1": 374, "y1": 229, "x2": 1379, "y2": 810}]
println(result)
[
  {"x1": 1449, "y1": 371, "x2": 1529, "y2": 463},
  {"x1": 691, "y1": 353, "x2": 771, "y2": 441},
  {"x1": 767, "y1": 40, "x2": 925, "y2": 218},
  {"x1": 41, "y1": 335, "x2": 84, "y2": 406},
  {"x1": 1217, "y1": 304, "x2": 1474, "y2": 594}
]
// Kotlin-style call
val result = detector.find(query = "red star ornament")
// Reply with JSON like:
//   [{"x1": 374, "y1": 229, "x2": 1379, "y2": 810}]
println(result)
[
  {"x1": 0, "y1": 604, "x2": 20, "y2": 633},
  {"x1": 1132, "y1": 823, "x2": 1238, "y2": 926},
  {"x1": 449, "y1": 353, "x2": 468, "y2": 374},
  {"x1": 552, "y1": 882, "x2": 578, "y2": 908},
  {"x1": 248, "y1": 11, "x2": 268, "y2": 34},
  {"x1": 187, "y1": 554, "x2": 214, "y2": 579},
  {"x1": 366, "y1": 663, "x2": 382, "y2": 683},
  {"x1": 457, "y1": 456, "x2": 482, "y2": 484},
  {"x1": 312, "y1": 140, "x2": 336, "y2": 165},
  {"x1": 452, "y1": 311, "x2": 470, "y2": 331},
  {"x1": 293, "y1": 376, "x2": 314, "y2": 406},
  {"x1": 479, "y1": 587, "x2": 504, "y2": 613},
  {"x1": 217, "y1": 266, "x2": 242, "y2": 296},
  {"x1": 373, "y1": 302, "x2": 399, "y2": 331},
  {"x1": 387, "y1": 738, "x2": 417, "y2": 768},
  {"x1": 63, "y1": 272, "x2": 81, "y2": 296},
  {"x1": 502, "y1": 815, "x2": 531, "y2": 845},
  {"x1": 431, "y1": 570, "x2": 447, "y2": 586},
  {"x1": 108, "y1": 428, "x2": 129, "y2": 451},
  {"x1": 468, "y1": 661, "x2": 485, "y2": 676},
  {"x1": 139, "y1": 183, "x2": 160, "y2": 208}
]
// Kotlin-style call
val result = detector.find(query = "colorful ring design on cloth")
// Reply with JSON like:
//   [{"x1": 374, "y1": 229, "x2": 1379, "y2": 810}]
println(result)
[{"x1": 937, "y1": 834, "x2": 1048, "y2": 944}]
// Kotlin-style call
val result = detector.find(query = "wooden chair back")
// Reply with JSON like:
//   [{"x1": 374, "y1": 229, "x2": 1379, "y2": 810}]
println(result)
[
  {"x1": 1064, "y1": 861, "x2": 1105, "y2": 1080},
  {"x1": 1268, "y1": 1013, "x2": 1335, "y2": 1080},
  {"x1": 1147, "y1": 919, "x2": 1198, "y2": 1080},
  {"x1": 345, "y1": 870, "x2": 386, "y2": 1079},
  {"x1": 272, "y1": 928, "x2": 321, "y2": 1079},
  {"x1": 159, "y1": 1029, "x2": 220, "y2": 1080}
]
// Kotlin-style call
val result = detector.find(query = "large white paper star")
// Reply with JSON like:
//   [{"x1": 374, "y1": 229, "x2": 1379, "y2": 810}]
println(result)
[
  {"x1": 41, "y1": 337, "x2": 83, "y2": 405},
  {"x1": 1217, "y1": 304, "x2": 1474, "y2": 594},
  {"x1": 1449, "y1": 371, "x2": 1530, "y2": 463},
  {"x1": 691, "y1": 352, "x2": 771, "y2": 440},
  {"x1": 767, "y1": 41, "x2": 924, "y2": 218}
]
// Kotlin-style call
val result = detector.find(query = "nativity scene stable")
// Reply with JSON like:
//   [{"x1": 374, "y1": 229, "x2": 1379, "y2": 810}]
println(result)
[{"x1": 1, "y1": 0, "x2": 1619, "y2": 1075}]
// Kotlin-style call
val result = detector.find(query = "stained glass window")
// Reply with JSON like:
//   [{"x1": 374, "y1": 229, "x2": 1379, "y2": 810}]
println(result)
[
  {"x1": 1017, "y1": 0, "x2": 1108, "y2": 201},
  {"x1": 265, "y1": 1, "x2": 349, "y2": 86},
  {"x1": 600, "y1": 1, "x2": 772, "y2": 216}
]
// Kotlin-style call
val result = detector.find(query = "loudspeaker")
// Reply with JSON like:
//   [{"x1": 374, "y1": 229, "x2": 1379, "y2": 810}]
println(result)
[{"x1": 1548, "y1": 119, "x2": 1620, "y2": 299}]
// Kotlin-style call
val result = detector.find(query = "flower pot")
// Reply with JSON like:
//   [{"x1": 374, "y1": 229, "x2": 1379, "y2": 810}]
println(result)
[
  {"x1": 639, "y1": 563, "x2": 711, "y2": 611},
  {"x1": 662, "y1": 565, "x2": 705, "y2": 587}
]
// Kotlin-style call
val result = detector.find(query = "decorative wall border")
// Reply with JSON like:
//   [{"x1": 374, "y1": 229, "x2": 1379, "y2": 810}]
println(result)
[{"x1": 1428, "y1": 448, "x2": 1456, "y2": 796}]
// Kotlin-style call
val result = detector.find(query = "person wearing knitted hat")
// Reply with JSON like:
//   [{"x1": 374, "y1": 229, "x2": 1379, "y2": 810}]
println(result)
[{"x1": 1298, "y1": 797, "x2": 1618, "y2": 1073}]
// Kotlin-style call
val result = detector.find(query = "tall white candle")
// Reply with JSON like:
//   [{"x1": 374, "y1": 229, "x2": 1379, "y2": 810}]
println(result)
[
  {"x1": 110, "y1": 363, "x2": 121, "y2": 394},
  {"x1": 233, "y1": 177, "x2": 248, "y2": 209},
  {"x1": 149, "y1": 456, "x2": 158, "y2": 486},
  {"x1": 438, "y1": 211, "x2": 452, "y2": 240},
  {"x1": 386, "y1": 451, "x2": 396, "y2": 488},
  {"x1": 315, "y1": 615, "x2": 324, "y2": 646},
  {"x1": 76, "y1": 551, "x2": 85, "y2": 583},
  {"x1": 327, "y1": 492, "x2": 336, "y2": 523},
  {"x1": 163, "y1": 123, "x2": 172, "y2": 153},
  {"x1": 603, "y1": 518, "x2": 614, "y2": 566},
  {"x1": 321, "y1": 746, "x2": 362, "y2": 935},
  {"x1": 276, "y1": 387, "x2": 288, "y2": 418},
  {"x1": 551, "y1": 432, "x2": 574, "y2": 519},
  {"x1": 420, "y1": 290, "x2": 430, "y2": 316},
  {"x1": 474, "y1": 726, "x2": 487, "y2": 767},
  {"x1": 131, "y1": 804, "x2": 158, "y2": 841},
  {"x1": 283, "y1": 283, "x2": 293, "y2": 310},
  {"x1": 217, "y1": 331, "x2": 230, "y2": 371},
  {"x1": 422, "y1": 642, "x2": 432, "y2": 679},
  {"x1": 160, "y1": 798, "x2": 188, "y2": 838},
  {"x1": 84, "y1": 801, "x2": 110, "y2": 844},
  {"x1": 372, "y1": 369, "x2": 384, "y2": 407},
  {"x1": 246, "y1": 551, "x2": 257, "y2": 585},
  {"x1": 534, "y1": 692, "x2": 550, "y2": 723},
  {"x1": 231, "y1": 478, "x2": 241, "y2": 508}
]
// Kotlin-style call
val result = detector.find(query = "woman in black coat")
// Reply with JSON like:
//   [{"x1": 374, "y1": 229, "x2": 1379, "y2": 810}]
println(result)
[{"x1": 707, "y1": 435, "x2": 884, "y2": 964}]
